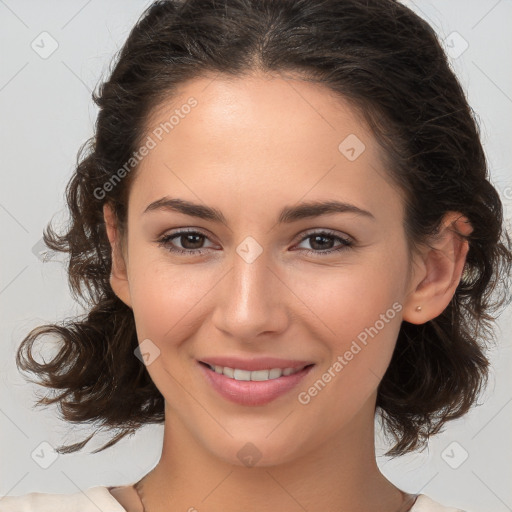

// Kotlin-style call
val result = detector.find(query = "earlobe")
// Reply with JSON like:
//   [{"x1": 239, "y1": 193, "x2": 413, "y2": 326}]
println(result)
[
  {"x1": 103, "y1": 203, "x2": 132, "y2": 308},
  {"x1": 402, "y1": 212, "x2": 473, "y2": 325}
]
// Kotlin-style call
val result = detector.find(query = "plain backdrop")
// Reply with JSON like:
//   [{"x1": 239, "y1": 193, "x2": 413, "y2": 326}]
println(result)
[{"x1": 0, "y1": 1, "x2": 511, "y2": 511}]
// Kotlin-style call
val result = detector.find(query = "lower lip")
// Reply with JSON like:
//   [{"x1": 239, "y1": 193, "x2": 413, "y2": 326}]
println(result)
[{"x1": 198, "y1": 362, "x2": 314, "y2": 406}]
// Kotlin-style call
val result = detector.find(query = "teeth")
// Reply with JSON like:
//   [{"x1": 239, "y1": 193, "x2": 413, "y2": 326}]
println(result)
[{"x1": 209, "y1": 364, "x2": 304, "y2": 381}]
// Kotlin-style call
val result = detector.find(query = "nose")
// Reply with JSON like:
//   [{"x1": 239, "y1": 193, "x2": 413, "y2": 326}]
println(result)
[{"x1": 211, "y1": 244, "x2": 290, "y2": 342}]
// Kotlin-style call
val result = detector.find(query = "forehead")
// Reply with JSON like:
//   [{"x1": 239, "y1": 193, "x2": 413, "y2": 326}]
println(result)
[
  {"x1": 130, "y1": 72, "x2": 403, "y2": 224},
  {"x1": 143, "y1": 72, "x2": 370, "y2": 167}
]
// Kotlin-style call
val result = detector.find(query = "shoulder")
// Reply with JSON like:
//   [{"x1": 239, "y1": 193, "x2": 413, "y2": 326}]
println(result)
[
  {"x1": 0, "y1": 485, "x2": 126, "y2": 512},
  {"x1": 412, "y1": 494, "x2": 469, "y2": 512}
]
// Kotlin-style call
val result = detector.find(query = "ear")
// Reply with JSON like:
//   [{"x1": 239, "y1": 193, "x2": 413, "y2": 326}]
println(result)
[
  {"x1": 402, "y1": 212, "x2": 473, "y2": 325},
  {"x1": 103, "y1": 203, "x2": 132, "y2": 308}
]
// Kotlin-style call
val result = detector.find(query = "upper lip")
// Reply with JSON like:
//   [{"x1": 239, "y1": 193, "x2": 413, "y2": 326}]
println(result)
[{"x1": 198, "y1": 356, "x2": 315, "y2": 371}]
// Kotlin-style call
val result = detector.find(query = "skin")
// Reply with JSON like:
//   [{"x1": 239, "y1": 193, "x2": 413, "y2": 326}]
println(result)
[{"x1": 104, "y1": 71, "x2": 472, "y2": 512}]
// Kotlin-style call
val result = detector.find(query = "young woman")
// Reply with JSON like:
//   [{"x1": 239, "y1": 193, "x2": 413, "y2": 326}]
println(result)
[{"x1": 2, "y1": 0, "x2": 511, "y2": 511}]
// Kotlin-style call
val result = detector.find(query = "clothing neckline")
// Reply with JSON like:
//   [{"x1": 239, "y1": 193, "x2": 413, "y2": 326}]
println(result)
[{"x1": 106, "y1": 484, "x2": 420, "y2": 512}]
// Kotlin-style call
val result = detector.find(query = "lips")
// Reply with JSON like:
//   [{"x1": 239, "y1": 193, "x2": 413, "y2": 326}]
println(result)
[{"x1": 197, "y1": 358, "x2": 315, "y2": 406}]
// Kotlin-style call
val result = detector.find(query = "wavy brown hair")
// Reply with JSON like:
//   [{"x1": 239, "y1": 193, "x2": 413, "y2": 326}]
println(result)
[{"x1": 16, "y1": 0, "x2": 512, "y2": 456}]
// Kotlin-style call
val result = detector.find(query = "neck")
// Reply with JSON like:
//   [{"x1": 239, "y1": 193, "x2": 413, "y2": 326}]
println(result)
[{"x1": 136, "y1": 396, "x2": 409, "y2": 512}]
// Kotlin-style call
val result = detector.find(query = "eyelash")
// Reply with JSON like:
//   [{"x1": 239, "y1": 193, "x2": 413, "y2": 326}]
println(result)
[{"x1": 156, "y1": 229, "x2": 354, "y2": 257}]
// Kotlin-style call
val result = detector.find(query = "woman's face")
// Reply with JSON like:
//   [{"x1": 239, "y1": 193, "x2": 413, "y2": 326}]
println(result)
[{"x1": 107, "y1": 72, "x2": 418, "y2": 466}]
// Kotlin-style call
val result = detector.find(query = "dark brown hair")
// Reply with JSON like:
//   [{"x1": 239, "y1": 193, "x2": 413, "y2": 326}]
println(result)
[{"x1": 16, "y1": 0, "x2": 512, "y2": 456}]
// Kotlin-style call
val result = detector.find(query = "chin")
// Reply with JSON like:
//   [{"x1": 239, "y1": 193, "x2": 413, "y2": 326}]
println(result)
[{"x1": 204, "y1": 432, "x2": 308, "y2": 469}]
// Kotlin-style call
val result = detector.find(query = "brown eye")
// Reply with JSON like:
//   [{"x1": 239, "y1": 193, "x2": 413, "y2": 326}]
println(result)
[
  {"x1": 295, "y1": 231, "x2": 353, "y2": 256},
  {"x1": 157, "y1": 230, "x2": 215, "y2": 255}
]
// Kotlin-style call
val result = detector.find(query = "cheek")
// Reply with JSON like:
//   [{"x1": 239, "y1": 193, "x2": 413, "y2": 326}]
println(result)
[
  {"x1": 290, "y1": 257, "x2": 405, "y2": 343},
  {"x1": 127, "y1": 261, "x2": 218, "y2": 394},
  {"x1": 124, "y1": 234, "x2": 211, "y2": 338},
  {"x1": 290, "y1": 269, "x2": 404, "y2": 428},
  {"x1": 128, "y1": 259, "x2": 215, "y2": 342},
  {"x1": 288, "y1": 248, "x2": 407, "y2": 386}
]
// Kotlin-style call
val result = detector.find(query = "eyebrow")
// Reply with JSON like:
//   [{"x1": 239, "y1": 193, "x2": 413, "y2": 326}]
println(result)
[{"x1": 143, "y1": 197, "x2": 375, "y2": 224}]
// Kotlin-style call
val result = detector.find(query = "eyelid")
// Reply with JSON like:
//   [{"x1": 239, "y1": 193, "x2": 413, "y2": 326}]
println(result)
[
  {"x1": 157, "y1": 225, "x2": 213, "y2": 238},
  {"x1": 295, "y1": 228, "x2": 354, "y2": 244},
  {"x1": 157, "y1": 227, "x2": 218, "y2": 247}
]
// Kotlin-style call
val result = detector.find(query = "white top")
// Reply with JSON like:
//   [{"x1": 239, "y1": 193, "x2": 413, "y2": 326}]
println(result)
[{"x1": 0, "y1": 486, "x2": 468, "y2": 512}]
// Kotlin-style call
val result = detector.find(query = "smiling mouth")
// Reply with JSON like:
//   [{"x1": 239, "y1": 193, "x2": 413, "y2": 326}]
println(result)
[
  {"x1": 197, "y1": 360, "x2": 316, "y2": 406},
  {"x1": 199, "y1": 361, "x2": 315, "y2": 382}
]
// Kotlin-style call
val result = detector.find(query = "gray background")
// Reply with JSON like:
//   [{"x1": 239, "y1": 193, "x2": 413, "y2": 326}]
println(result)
[{"x1": 1, "y1": 1, "x2": 511, "y2": 511}]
